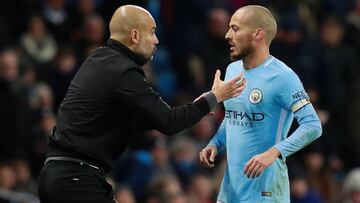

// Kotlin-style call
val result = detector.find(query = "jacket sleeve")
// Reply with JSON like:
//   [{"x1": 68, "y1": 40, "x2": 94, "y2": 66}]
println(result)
[{"x1": 115, "y1": 68, "x2": 212, "y2": 135}]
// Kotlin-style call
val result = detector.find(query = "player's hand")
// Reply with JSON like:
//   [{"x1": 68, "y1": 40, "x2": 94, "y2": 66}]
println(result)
[
  {"x1": 199, "y1": 145, "x2": 218, "y2": 168},
  {"x1": 211, "y1": 69, "x2": 246, "y2": 102},
  {"x1": 244, "y1": 147, "x2": 280, "y2": 178}
]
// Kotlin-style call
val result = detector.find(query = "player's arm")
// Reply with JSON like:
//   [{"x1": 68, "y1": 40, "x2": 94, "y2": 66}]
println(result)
[
  {"x1": 274, "y1": 104, "x2": 322, "y2": 157},
  {"x1": 115, "y1": 68, "x2": 245, "y2": 135},
  {"x1": 208, "y1": 118, "x2": 227, "y2": 152},
  {"x1": 272, "y1": 71, "x2": 322, "y2": 158},
  {"x1": 244, "y1": 71, "x2": 322, "y2": 178},
  {"x1": 199, "y1": 118, "x2": 227, "y2": 168}
]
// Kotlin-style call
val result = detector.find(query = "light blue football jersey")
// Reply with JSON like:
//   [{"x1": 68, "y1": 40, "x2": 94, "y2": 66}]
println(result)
[{"x1": 208, "y1": 55, "x2": 322, "y2": 203}]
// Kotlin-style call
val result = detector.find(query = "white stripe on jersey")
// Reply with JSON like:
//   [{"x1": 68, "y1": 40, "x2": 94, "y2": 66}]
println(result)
[{"x1": 275, "y1": 108, "x2": 287, "y2": 144}]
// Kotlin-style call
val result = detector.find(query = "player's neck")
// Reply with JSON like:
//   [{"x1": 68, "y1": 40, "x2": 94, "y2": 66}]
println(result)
[{"x1": 243, "y1": 47, "x2": 270, "y2": 70}]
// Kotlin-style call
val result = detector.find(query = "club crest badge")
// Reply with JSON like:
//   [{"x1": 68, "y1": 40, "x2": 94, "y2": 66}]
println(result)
[{"x1": 249, "y1": 88, "x2": 262, "y2": 104}]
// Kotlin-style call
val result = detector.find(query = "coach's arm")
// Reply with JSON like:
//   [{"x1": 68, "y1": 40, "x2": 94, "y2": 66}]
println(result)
[{"x1": 116, "y1": 68, "x2": 245, "y2": 135}]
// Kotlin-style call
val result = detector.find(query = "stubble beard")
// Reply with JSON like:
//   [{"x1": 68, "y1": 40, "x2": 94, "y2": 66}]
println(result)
[{"x1": 230, "y1": 45, "x2": 252, "y2": 61}]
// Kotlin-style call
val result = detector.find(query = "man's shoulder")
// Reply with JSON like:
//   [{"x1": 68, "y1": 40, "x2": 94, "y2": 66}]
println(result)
[
  {"x1": 227, "y1": 60, "x2": 243, "y2": 69},
  {"x1": 87, "y1": 47, "x2": 142, "y2": 73},
  {"x1": 268, "y1": 57, "x2": 293, "y2": 74},
  {"x1": 266, "y1": 57, "x2": 300, "y2": 81},
  {"x1": 225, "y1": 60, "x2": 243, "y2": 76}
]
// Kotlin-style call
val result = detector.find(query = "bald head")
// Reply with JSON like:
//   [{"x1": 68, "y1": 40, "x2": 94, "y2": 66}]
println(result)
[
  {"x1": 235, "y1": 5, "x2": 277, "y2": 45},
  {"x1": 109, "y1": 5, "x2": 155, "y2": 44},
  {"x1": 109, "y1": 5, "x2": 159, "y2": 61}
]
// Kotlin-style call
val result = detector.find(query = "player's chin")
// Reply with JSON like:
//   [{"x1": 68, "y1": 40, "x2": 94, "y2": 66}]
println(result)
[{"x1": 230, "y1": 52, "x2": 240, "y2": 61}]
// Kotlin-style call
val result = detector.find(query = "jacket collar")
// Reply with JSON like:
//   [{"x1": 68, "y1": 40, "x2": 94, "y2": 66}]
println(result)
[{"x1": 106, "y1": 39, "x2": 148, "y2": 67}]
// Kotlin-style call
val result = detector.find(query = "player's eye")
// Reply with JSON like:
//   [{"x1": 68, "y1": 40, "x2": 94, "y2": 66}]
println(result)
[{"x1": 231, "y1": 25, "x2": 239, "y2": 32}]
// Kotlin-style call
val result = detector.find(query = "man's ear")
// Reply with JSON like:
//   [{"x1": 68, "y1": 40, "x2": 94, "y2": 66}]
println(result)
[
  {"x1": 254, "y1": 28, "x2": 265, "y2": 41},
  {"x1": 130, "y1": 29, "x2": 141, "y2": 44}
]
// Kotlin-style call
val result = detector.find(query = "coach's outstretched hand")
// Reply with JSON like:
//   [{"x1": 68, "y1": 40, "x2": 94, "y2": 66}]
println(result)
[
  {"x1": 211, "y1": 70, "x2": 246, "y2": 102},
  {"x1": 199, "y1": 145, "x2": 218, "y2": 168}
]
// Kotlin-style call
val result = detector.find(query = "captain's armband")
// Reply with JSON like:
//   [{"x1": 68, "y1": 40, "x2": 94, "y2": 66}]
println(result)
[{"x1": 291, "y1": 98, "x2": 310, "y2": 112}]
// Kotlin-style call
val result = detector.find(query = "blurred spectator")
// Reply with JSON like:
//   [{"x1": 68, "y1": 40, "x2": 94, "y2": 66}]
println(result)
[
  {"x1": 200, "y1": 7, "x2": 231, "y2": 86},
  {"x1": 303, "y1": 149, "x2": 326, "y2": 189},
  {"x1": 317, "y1": 14, "x2": 357, "y2": 111},
  {"x1": 0, "y1": 49, "x2": 19, "y2": 82},
  {"x1": 211, "y1": 158, "x2": 227, "y2": 195},
  {"x1": 150, "y1": 47, "x2": 177, "y2": 101},
  {"x1": 19, "y1": 15, "x2": 57, "y2": 74},
  {"x1": 150, "y1": 135, "x2": 176, "y2": 181},
  {"x1": 317, "y1": 14, "x2": 359, "y2": 167},
  {"x1": 167, "y1": 0, "x2": 212, "y2": 92},
  {"x1": 290, "y1": 174, "x2": 324, "y2": 203},
  {"x1": 42, "y1": 0, "x2": 71, "y2": 43},
  {"x1": 271, "y1": 3, "x2": 304, "y2": 66},
  {"x1": 170, "y1": 137, "x2": 199, "y2": 189},
  {"x1": 146, "y1": 175, "x2": 186, "y2": 203},
  {"x1": 346, "y1": 0, "x2": 360, "y2": 56},
  {"x1": 327, "y1": 154, "x2": 347, "y2": 203},
  {"x1": 68, "y1": 0, "x2": 99, "y2": 41},
  {"x1": 112, "y1": 132, "x2": 158, "y2": 199},
  {"x1": 29, "y1": 83, "x2": 55, "y2": 112},
  {"x1": 45, "y1": 46, "x2": 77, "y2": 109},
  {"x1": 75, "y1": 14, "x2": 105, "y2": 61},
  {"x1": 345, "y1": 0, "x2": 360, "y2": 167},
  {"x1": 303, "y1": 147, "x2": 338, "y2": 203},
  {"x1": 0, "y1": 49, "x2": 31, "y2": 160},
  {"x1": 191, "y1": 115, "x2": 216, "y2": 149},
  {"x1": 115, "y1": 185, "x2": 136, "y2": 203},
  {"x1": 26, "y1": 111, "x2": 55, "y2": 177},
  {"x1": 186, "y1": 174, "x2": 214, "y2": 203},
  {"x1": 0, "y1": 164, "x2": 17, "y2": 191},
  {"x1": 343, "y1": 168, "x2": 360, "y2": 203},
  {"x1": 9, "y1": 160, "x2": 37, "y2": 195},
  {"x1": 0, "y1": 162, "x2": 39, "y2": 203},
  {"x1": 323, "y1": 0, "x2": 354, "y2": 16}
]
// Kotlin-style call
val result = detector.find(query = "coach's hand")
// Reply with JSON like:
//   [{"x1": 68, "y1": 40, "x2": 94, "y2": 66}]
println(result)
[
  {"x1": 199, "y1": 145, "x2": 218, "y2": 168},
  {"x1": 211, "y1": 70, "x2": 246, "y2": 102},
  {"x1": 244, "y1": 147, "x2": 280, "y2": 178}
]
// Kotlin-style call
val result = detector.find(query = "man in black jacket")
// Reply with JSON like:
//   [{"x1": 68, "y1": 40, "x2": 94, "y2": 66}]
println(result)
[{"x1": 37, "y1": 5, "x2": 246, "y2": 203}]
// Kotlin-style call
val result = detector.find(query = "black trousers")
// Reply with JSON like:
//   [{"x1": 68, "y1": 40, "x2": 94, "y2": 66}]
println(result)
[{"x1": 38, "y1": 160, "x2": 115, "y2": 203}]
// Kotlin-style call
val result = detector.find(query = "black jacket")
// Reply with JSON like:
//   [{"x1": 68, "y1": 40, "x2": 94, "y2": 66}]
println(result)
[{"x1": 48, "y1": 39, "x2": 212, "y2": 171}]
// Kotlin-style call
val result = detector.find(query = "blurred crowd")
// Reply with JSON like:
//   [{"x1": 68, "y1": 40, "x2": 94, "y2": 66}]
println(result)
[{"x1": 0, "y1": 0, "x2": 359, "y2": 203}]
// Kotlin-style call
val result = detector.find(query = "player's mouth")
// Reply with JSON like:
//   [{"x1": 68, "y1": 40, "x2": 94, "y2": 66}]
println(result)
[{"x1": 228, "y1": 43, "x2": 236, "y2": 52}]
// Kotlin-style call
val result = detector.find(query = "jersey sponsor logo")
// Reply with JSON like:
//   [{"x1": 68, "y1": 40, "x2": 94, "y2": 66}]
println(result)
[
  {"x1": 225, "y1": 110, "x2": 264, "y2": 121},
  {"x1": 225, "y1": 110, "x2": 264, "y2": 128},
  {"x1": 292, "y1": 90, "x2": 309, "y2": 101},
  {"x1": 228, "y1": 120, "x2": 254, "y2": 127},
  {"x1": 249, "y1": 88, "x2": 262, "y2": 104}
]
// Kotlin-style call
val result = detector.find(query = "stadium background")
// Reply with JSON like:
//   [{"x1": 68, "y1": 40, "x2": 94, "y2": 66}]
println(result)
[{"x1": 0, "y1": 0, "x2": 359, "y2": 202}]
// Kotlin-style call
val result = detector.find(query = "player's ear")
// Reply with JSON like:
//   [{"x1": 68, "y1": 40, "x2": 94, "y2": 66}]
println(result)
[
  {"x1": 254, "y1": 28, "x2": 265, "y2": 41},
  {"x1": 130, "y1": 29, "x2": 141, "y2": 44}
]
